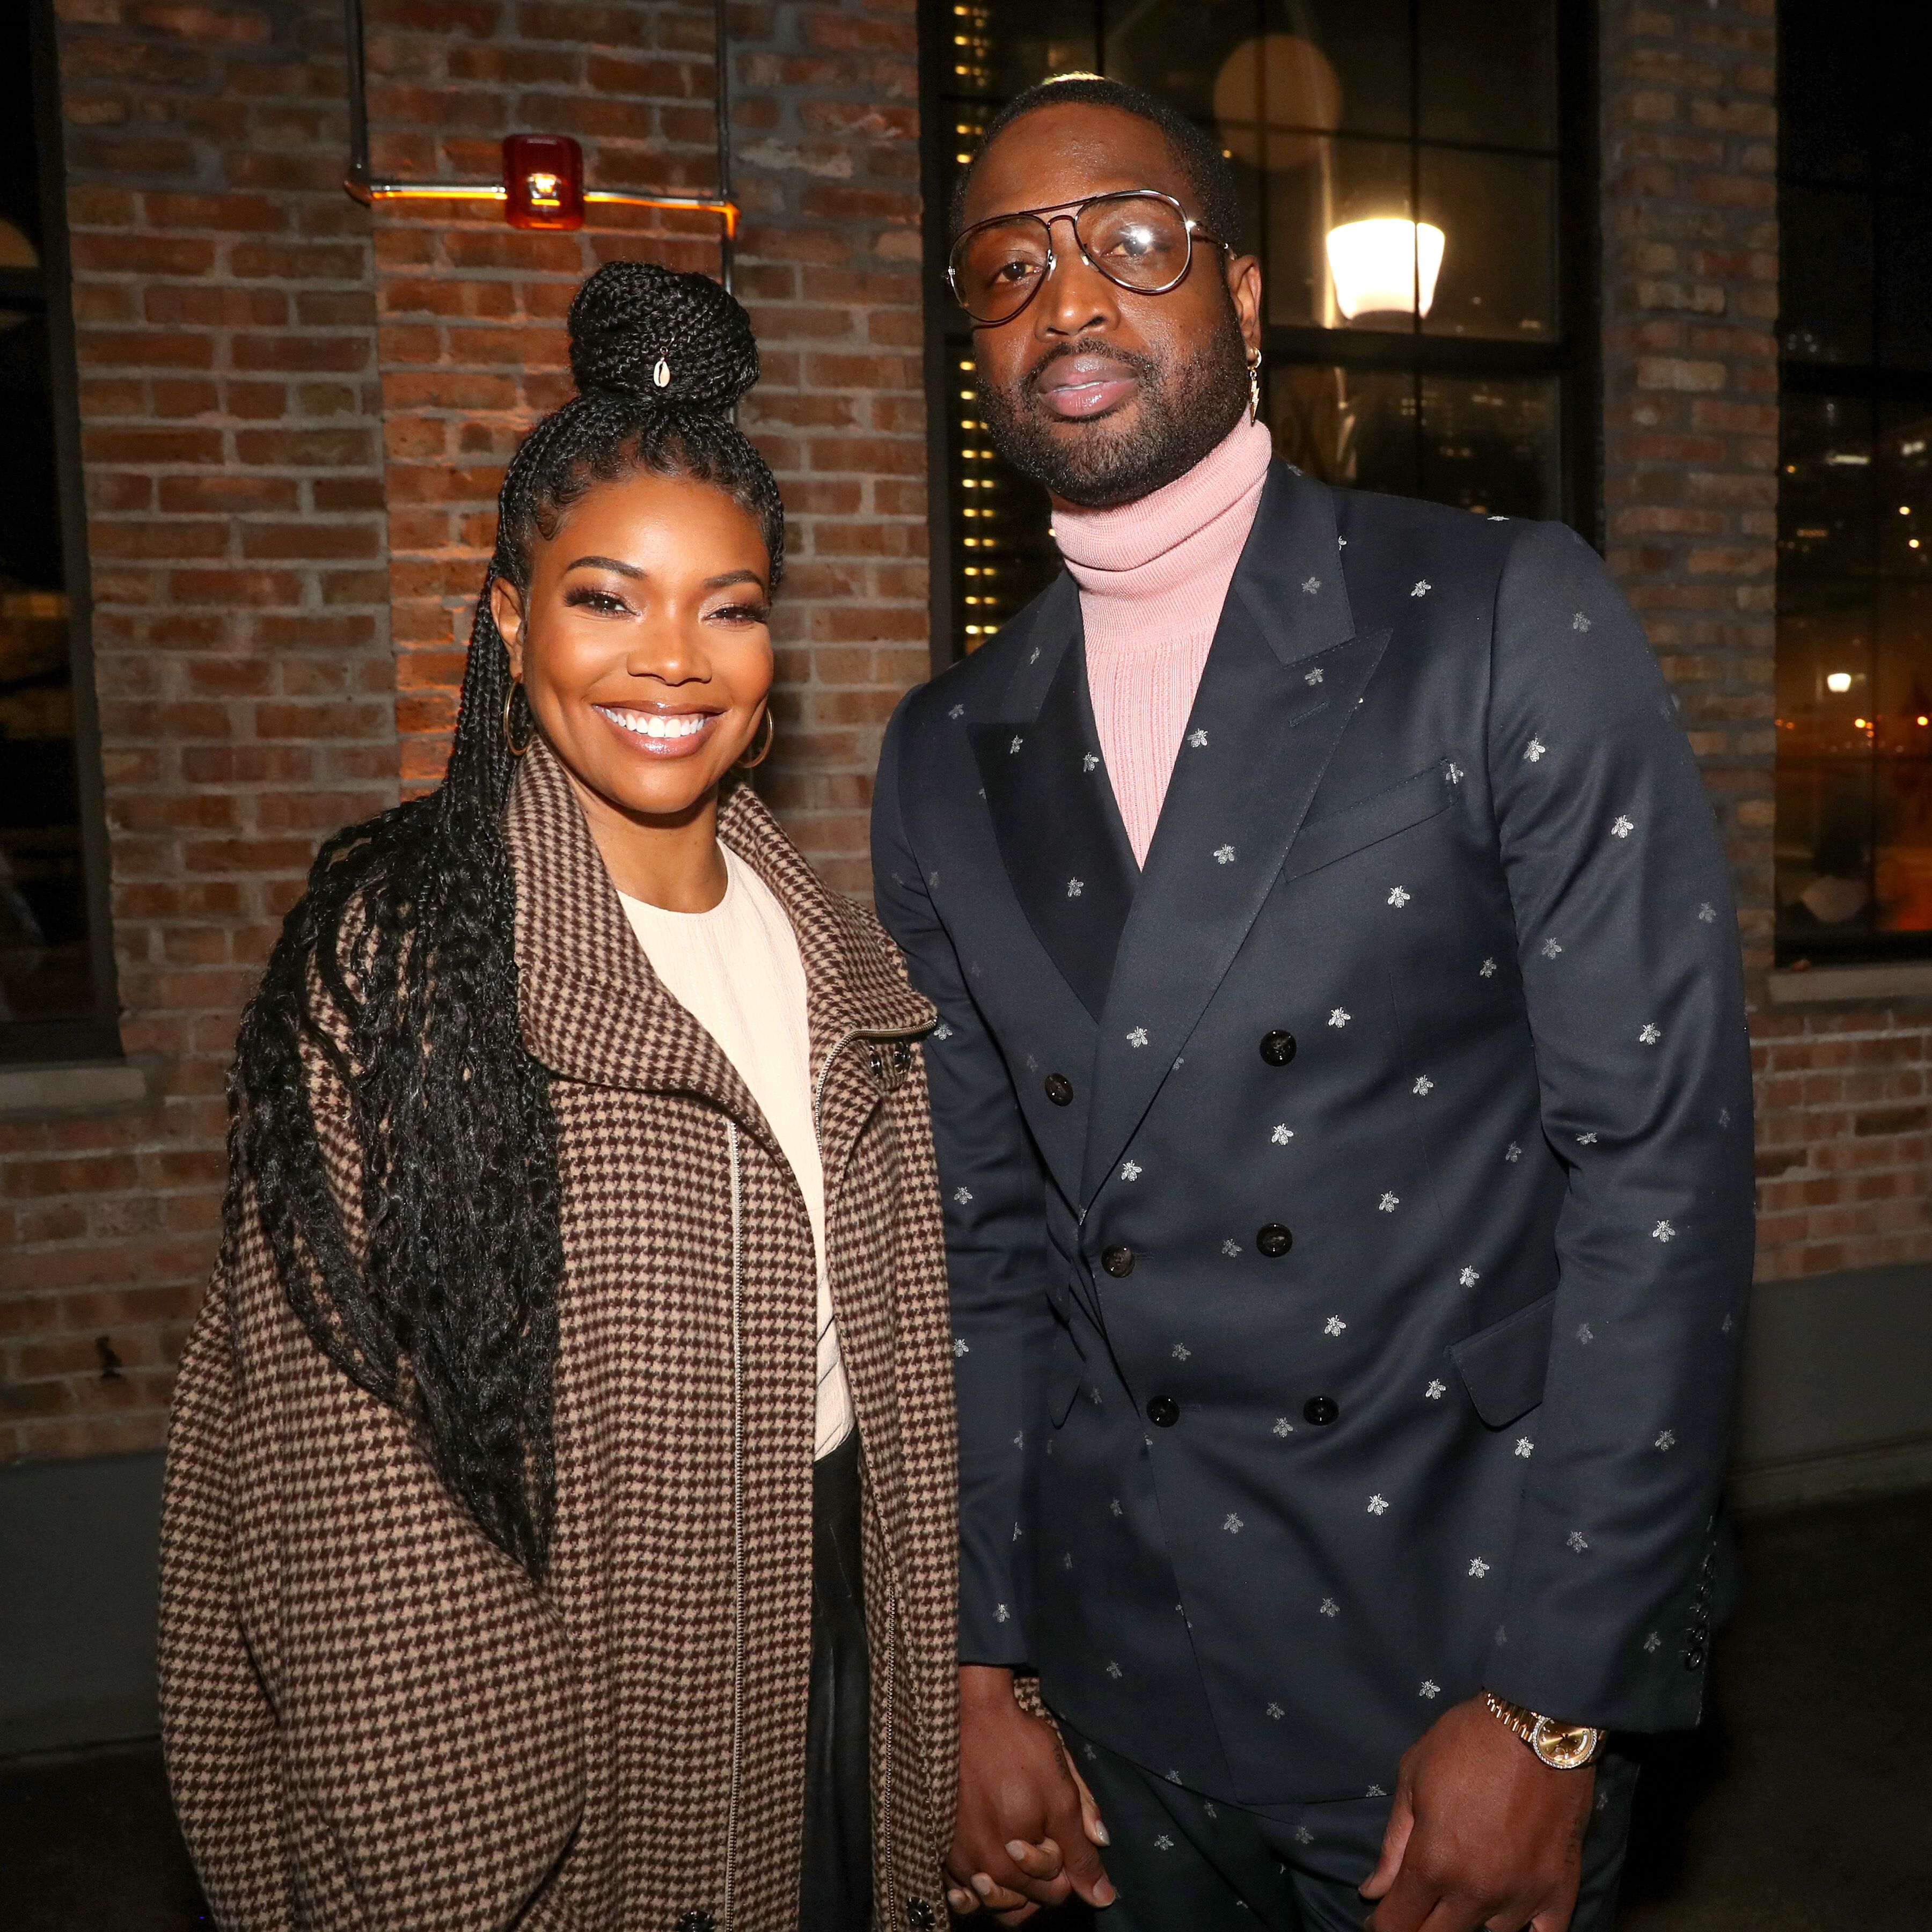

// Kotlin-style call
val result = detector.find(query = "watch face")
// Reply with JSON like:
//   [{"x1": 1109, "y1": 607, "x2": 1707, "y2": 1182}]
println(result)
[{"x1": 1531, "y1": 1718, "x2": 1601, "y2": 1770}]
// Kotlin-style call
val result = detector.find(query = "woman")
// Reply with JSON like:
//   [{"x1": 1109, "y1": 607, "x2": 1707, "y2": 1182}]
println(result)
[{"x1": 159, "y1": 262, "x2": 957, "y2": 1932}]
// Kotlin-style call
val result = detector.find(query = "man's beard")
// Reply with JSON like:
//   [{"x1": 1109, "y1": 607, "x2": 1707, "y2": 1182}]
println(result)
[{"x1": 975, "y1": 320, "x2": 1253, "y2": 510}]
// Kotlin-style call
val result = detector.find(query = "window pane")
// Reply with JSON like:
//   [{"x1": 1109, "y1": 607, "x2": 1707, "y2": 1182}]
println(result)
[
  {"x1": 1267, "y1": 363, "x2": 1417, "y2": 496},
  {"x1": 1263, "y1": 133, "x2": 1411, "y2": 331},
  {"x1": 1878, "y1": 404, "x2": 1932, "y2": 577},
  {"x1": 1776, "y1": 757, "x2": 1876, "y2": 938},
  {"x1": 1418, "y1": 148, "x2": 1557, "y2": 341},
  {"x1": 1877, "y1": 194, "x2": 1932, "y2": 371},
  {"x1": 1779, "y1": 187, "x2": 1874, "y2": 363},
  {"x1": 1417, "y1": 0, "x2": 1556, "y2": 152},
  {"x1": 1419, "y1": 374, "x2": 1561, "y2": 520},
  {"x1": 0, "y1": 307, "x2": 94, "y2": 1027},
  {"x1": 1780, "y1": 392, "x2": 1876, "y2": 579},
  {"x1": 1293, "y1": 1, "x2": 1411, "y2": 141},
  {"x1": 1876, "y1": 581, "x2": 1932, "y2": 756},
  {"x1": 1779, "y1": 0, "x2": 1872, "y2": 186},
  {"x1": 945, "y1": 0, "x2": 1097, "y2": 99},
  {"x1": 1777, "y1": 576, "x2": 1875, "y2": 757},
  {"x1": 1876, "y1": 756, "x2": 1932, "y2": 930}
]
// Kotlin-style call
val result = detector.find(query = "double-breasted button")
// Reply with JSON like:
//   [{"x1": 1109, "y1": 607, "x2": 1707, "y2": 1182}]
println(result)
[
  {"x1": 1044, "y1": 1073, "x2": 1074, "y2": 1106},
  {"x1": 1147, "y1": 1394, "x2": 1180, "y2": 1427},
  {"x1": 1304, "y1": 1395, "x2": 1339, "y2": 1426},
  {"x1": 1101, "y1": 1246, "x2": 1135, "y2": 1278},
  {"x1": 906, "y1": 1901, "x2": 937, "y2": 1930},
  {"x1": 1256, "y1": 1223, "x2": 1292, "y2": 1257},
  {"x1": 1260, "y1": 1029, "x2": 1297, "y2": 1066}
]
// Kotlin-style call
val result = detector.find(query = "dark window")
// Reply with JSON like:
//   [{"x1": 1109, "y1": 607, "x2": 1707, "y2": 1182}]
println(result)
[
  {"x1": 919, "y1": 0, "x2": 1600, "y2": 664},
  {"x1": 1776, "y1": 2, "x2": 1932, "y2": 962},
  {"x1": 0, "y1": 1, "x2": 116, "y2": 1058}
]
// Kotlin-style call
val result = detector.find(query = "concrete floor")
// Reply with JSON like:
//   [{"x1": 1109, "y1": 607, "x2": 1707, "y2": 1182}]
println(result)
[{"x1": 2, "y1": 1488, "x2": 1926, "y2": 1931}]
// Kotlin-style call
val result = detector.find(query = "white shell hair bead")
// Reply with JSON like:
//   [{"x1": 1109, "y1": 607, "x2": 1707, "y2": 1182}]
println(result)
[{"x1": 653, "y1": 356, "x2": 671, "y2": 389}]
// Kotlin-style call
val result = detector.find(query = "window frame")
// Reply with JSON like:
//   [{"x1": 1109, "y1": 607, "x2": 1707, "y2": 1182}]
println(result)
[
  {"x1": 918, "y1": 0, "x2": 1604, "y2": 673},
  {"x1": 0, "y1": 0, "x2": 120, "y2": 1063},
  {"x1": 1773, "y1": 5, "x2": 1932, "y2": 965}
]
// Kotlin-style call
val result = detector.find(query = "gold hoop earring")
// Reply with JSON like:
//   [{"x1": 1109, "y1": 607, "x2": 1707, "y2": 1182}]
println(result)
[
  {"x1": 1247, "y1": 350, "x2": 1263, "y2": 426},
  {"x1": 502, "y1": 681, "x2": 535, "y2": 756},
  {"x1": 736, "y1": 706, "x2": 775, "y2": 771}
]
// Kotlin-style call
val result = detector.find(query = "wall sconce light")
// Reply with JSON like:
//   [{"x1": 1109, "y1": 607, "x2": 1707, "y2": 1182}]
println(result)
[
  {"x1": 1826, "y1": 671, "x2": 1854, "y2": 692},
  {"x1": 504, "y1": 135, "x2": 585, "y2": 231},
  {"x1": 1326, "y1": 218, "x2": 1446, "y2": 321}
]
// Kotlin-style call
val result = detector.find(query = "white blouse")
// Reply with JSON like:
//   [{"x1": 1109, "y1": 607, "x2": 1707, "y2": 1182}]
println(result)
[{"x1": 618, "y1": 849, "x2": 854, "y2": 1460}]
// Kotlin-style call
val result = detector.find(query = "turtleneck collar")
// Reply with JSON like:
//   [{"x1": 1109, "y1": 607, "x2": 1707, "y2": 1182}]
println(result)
[{"x1": 1050, "y1": 414, "x2": 1275, "y2": 604}]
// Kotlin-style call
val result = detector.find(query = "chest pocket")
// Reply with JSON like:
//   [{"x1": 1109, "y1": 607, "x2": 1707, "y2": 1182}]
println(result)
[{"x1": 1284, "y1": 757, "x2": 1461, "y2": 883}]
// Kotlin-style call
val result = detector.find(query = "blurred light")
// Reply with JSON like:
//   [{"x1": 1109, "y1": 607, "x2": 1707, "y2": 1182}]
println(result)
[
  {"x1": 1826, "y1": 671, "x2": 1854, "y2": 692},
  {"x1": 1855, "y1": 716, "x2": 1870, "y2": 729},
  {"x1": 1326, "y1": 219, "x2": 1446, "y2": 320}
]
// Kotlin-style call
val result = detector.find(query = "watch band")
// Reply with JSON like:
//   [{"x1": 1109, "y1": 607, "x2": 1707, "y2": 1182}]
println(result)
[{"x1": 1483, "y1": 1691, "x2": 1605, "y2": 1770}]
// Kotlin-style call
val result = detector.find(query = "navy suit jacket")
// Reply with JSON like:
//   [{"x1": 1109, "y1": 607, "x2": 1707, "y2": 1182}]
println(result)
[{"x1": 872, "y1": 463, "x2": 1754, "y2": 1805}]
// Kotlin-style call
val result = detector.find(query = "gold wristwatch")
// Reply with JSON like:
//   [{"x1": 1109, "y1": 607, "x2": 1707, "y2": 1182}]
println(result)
[{"x1": 1483, "y1": 1692, "x2": 1604, "y2": 1770}]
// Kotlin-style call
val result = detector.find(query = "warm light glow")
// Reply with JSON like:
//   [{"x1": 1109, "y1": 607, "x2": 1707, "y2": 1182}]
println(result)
[
  {"x1": 1826, "y1": 671, "x2": 1854, "y2": 692},
  {"x1": 1326, "y1": 219, "x2": 1446, "y2": 320},
  {"x1": 1855, "y1": 717, "x2": 1870, "y2": 729}
]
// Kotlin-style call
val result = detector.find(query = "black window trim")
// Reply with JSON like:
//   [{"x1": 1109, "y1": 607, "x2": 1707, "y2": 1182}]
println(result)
[{"x1": 3, "y1": 0, "x2": 121, "y2": 1063}]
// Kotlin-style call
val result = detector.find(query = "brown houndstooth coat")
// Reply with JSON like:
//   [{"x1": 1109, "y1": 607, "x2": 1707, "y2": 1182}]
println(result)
[{"x1": 159, "y1": 739, "x2": 959, "y2": 1931}]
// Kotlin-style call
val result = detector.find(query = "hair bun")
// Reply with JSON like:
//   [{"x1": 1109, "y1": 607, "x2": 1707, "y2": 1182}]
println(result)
[{"x1": 567, "y1": 260, "x2": 759, "y2": 412}]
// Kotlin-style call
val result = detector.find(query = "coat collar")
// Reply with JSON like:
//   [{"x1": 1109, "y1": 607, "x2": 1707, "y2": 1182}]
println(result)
[{"x1": 507, "y1": 739, "x2": 934, "y2": 1169}]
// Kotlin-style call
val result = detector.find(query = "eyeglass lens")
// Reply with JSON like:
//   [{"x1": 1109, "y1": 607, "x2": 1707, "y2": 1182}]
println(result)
[{"x1": 953, "y1": 195, "x2": 1194, "y2": 322}]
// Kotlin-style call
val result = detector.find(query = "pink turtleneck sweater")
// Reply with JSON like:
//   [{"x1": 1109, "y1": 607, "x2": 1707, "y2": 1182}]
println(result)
[{"x1": 1052, "y1": 416, "x2": 1275, "y2": 866}]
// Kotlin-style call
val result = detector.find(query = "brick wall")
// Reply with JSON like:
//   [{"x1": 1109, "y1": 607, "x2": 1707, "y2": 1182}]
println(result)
[
  {"x1": 365, "y1": 0, "x2": 927, "y2": 891},
  {"x1": 0, "y1": 0, "x2": 394, "y2": 1460},
  {"x1": 1596, "y1": 0, "x2": 1932, "y2": 1279}
]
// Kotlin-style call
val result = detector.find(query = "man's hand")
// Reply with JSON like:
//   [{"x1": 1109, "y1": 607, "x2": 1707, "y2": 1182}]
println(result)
[
  {"x1": 1360, "y1": 1695, "x2": 1595, "y2": 1932},
  {"x1": 947, "y1": 1665, "x2": 1116, "y2": 1922}
]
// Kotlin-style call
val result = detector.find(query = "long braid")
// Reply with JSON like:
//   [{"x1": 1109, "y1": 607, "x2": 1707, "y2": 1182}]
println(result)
[{"x1": 224, "y1": 262, "x2": 779, "y2": 1574}]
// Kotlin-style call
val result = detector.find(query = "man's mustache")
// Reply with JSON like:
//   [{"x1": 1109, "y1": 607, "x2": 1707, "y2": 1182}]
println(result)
[{"x1": 1015, "y1": 341, "x2": 1161, "y2": 400}]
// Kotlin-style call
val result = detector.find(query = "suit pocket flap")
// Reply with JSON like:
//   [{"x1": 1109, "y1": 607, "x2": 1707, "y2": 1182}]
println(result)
[
  {"x1": 1284, "y1": 759, "x2": 1459, "y2": 882},
  {"x1": 1448, "y1": 1291, "x2": 1555, "y2": 1429}
]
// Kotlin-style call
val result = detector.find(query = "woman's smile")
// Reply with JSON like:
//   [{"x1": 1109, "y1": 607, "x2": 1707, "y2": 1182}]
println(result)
[{"x1": 592, "y1": 702, "x2": 721, "y2": 756}]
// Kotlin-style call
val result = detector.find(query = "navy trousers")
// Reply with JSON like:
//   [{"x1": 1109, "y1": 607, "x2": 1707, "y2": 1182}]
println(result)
[{"x1": 1059, "y1": 1720, "x2": 1637, "y2": 1932}]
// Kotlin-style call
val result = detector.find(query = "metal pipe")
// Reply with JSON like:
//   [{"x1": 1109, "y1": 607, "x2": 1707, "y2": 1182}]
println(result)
[{"x1": 339, "y1": 0, "x2": 740, "y2": 264}]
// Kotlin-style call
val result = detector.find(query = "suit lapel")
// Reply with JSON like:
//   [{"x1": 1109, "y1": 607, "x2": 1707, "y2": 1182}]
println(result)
[
  {"x1": 970, "y1": 577, "x2": 1138, "y2": 1021},
  {"x1": 1081, "y1": 464, "x2": 1389, "y2": 1201}
]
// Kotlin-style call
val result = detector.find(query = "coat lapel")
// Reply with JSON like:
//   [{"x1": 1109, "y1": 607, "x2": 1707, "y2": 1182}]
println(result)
[
  {"x1": 1081, "y1": 464, "x2": 1391, "y2": 1202},
  {"x1": 507, "y1": 738, "x2": 934, "y2": 1194},
  {"x1": 970, "y1": 577, "x2": 1138, "y2": 1022}
]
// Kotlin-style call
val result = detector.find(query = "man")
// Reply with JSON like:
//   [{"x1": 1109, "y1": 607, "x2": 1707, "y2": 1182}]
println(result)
[{"x1": 873, "y1": 74, "x2": 1753, "y2": 1932}]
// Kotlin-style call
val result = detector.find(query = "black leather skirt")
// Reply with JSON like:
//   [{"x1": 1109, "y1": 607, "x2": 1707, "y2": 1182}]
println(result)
[{"x1": 800, "y1": 1429, "x2": 871, "y2": 1931}]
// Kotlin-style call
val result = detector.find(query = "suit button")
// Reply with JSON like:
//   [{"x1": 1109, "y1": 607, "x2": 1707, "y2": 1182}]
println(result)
[
  {"x1": 1685, "y1": 1648, "x2": 1706, "y2": 1672},
  {"x1": 1260, "y1": 1029, "x2": 1297, "y2": 1066},
  {"x1": 1147, "y1": 1395, "x2": 1180, "y2": 1427},
  {"x1": 1256, "y1": 1223, "x2": 1292, "y2": 1257},
  {"x1": 1101, "y1": 1246, "x2": 1135, "y2": 1277},
  {"x1": 1044, "y1": 1073, "x2": 1074, "y2": 1106},
  {"x1": 906, "y1": 1902, "x2": 937, "y2": 1930},
  {"x1": 676, "y1": 1915, "x2": 716, "y2": 1932},
  {"x1": 1304, "y1": 1395, "x2": 1339, "y2": 1426}
]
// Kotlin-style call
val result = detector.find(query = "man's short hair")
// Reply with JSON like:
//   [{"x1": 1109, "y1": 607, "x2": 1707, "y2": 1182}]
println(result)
[{"x1": 950, "y1": 73, "x2": 1244, "y2": 249}]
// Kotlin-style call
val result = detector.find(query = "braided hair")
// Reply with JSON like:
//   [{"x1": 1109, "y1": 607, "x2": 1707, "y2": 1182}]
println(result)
[{"x1": 226, "y1": 262, "x2": 781, "y2": 1576}]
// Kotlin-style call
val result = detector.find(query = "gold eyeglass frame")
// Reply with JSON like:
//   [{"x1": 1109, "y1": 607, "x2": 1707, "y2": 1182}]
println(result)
[{"x1": 947, "y1": 188, "x2": 1233, "y2": 328}]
